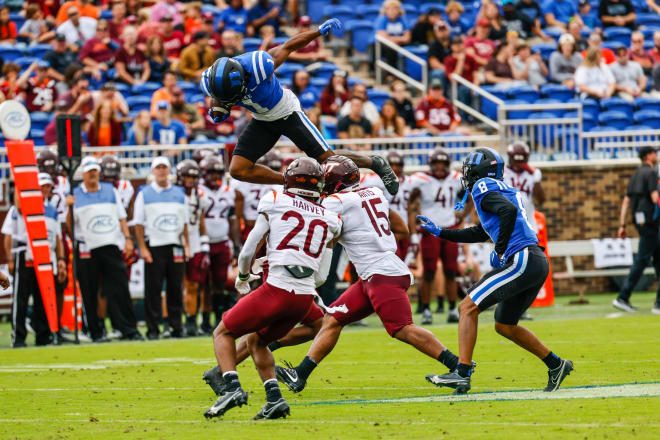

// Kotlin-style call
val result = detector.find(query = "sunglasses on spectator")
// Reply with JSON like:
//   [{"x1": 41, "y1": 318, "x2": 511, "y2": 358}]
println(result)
[
  {"x1": 632, "y1": 39, "x2": 643, "y2": 43},
  {"x1": 97, "y1": 27, "x2": 108, "y2": 31}
]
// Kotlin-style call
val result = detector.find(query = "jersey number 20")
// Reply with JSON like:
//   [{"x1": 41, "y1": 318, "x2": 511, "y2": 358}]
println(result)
[{"x1": 277, "y1": 211, "x2": 329, "y2": 258}]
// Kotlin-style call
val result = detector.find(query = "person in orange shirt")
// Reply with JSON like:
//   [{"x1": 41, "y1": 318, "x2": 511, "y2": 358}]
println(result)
[
  {"x1": 88, "y1": 101, "x2": 122, "y2": 147},
  {"x1": 150, "y1": 70, "x2": 178, "y2": 117},
  {"x1": 56, "y1": 0, "x2": 100, "y2": 25},
  {"x1": 184, "y1": 2, "x2": 203, "y2": 37},
  {"x1": 581, "y1": 32, "x2": 616, "y2": 64}
]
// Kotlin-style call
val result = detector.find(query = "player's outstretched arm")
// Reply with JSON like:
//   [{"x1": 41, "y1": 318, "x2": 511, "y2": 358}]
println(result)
[
  {"x1": 417, "y1": 215, "x2": 489, "y2": 243},
  {"x1": 268, "y1": 18, "x2": 342, "y2": 68}
]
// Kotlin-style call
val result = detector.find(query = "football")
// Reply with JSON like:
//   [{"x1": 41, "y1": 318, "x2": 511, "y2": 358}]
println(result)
[{"x1": 209, "y1": 98, "x2": 231, "y2": 120}]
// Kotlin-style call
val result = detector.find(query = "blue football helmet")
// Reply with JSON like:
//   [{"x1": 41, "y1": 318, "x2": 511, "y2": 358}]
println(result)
[
  {"x1": 461, "y1": 147, "x2": 504, "y2": 191},
  {"x1": 200, "y1": 57, "x2": 247, "y2": 104}
]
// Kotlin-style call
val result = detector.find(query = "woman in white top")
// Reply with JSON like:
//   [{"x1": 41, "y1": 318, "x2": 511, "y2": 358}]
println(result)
[{"x1": 574, "y1": 47, "x2": 615, "y2": 100}]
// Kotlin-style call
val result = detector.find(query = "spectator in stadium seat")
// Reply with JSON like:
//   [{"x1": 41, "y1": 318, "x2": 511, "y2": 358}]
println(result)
[
  {"x1": 287, "y1": 16, "x2": 328, "y2": 64},
  {"x1": 56, "y1": 0, "x2": 99, "y2": 25},
  {"x1": 151, "y1": 70, "x2": 177, "y2": 116},
  {"x1": 158, "y1": 15, "x2": 185, "y2": 60},
  {"x1": 179, "y1": 31, "x2": 215, "y2": 82},
  {"x1": 320, "y1": 69, "x2": 349, "y2": 117},
  {"x1": 17, "y1": 61, "x2": 57, "y2": 113},
  {"x1": 216, "y1": 29, "x2": 242, "y2": 58},
  {"x1": 0, "y1": 62, "x2": 21, "y2": 100},
  {"x1": 599, "y1": 0, "x2": 636, "y2": 30},
  {"x1": 151, "y1": 0, "x2": 184, "y2": 28},
  {"x1": 126, "y1": 0, "x2": 142, "y2": 18},
  {"x1": 19, "y1": 4, "x2": 53, "y2": 44},
  {"x1": 339, "y1": 83, "x2": 380, "y2": 128},
  {"x1": 248, "y1": 0, "x2": 284, "y2": 37},
  {"x1": 127, "y1": 110, "x2": 155, "y2": 145},
  {"x1": 115, "y1": 26, "x2": 150, "y2": 86},
  {"x1": 647, "y1": 0, "x2": 660, "y2": 15},
  {"x1": 415, "y1": 76, "x2": 463, "y2": 135},
  {"x1": 337, "y1": 96, "x2": 374, "y2": 149},
  {"x1": 108, "y1": 0, "x2": 128, "y2": 41},
  {"x1": 377, "y1": 99, "x2": 406, "y2": 137},
  {"x1": 199, "y1": 13, "x2": 223, "y2": 52},
  {"x1": 610, "y1": 46, "x2": 647, "y2": 102},
  {"x1": 218, "y1": 0, "x2": 249, "y2": 36},
  {"x1": 375, "y1": 0, "x2": 411, "y2": 67},
  {"x1": 444, "y1": 36, "x2": 480, "y2": 119},
  {"x1": 465, "y1": 19, "x2": 496, "y2": 67},
  {"x1": 649, "y1": 30, "x2": 660, "y2": 65},
  {"x1": 446, "y1": 1, "x2": 469, "y2": 38},
  {"x1": 258, "y1": 24, "x2": 278, "y2": 51},
  {"x1": 153, "y1": 100, "x2": 188, "y2": 144},
  {"x1": 91, "y1": 82, "x2": 130, "y2": 121},
  {"x1": 485, "y1": 43, "x2": 526, "y2": 89},
  {"x1": 57, "y1": 6, "x2": 97, "y2": 47},
  {"x1": 291, "y1": 70, "x2": 316, "y2": 104},
  {"x1": 506, "y1": 29, "x2": 521, "y2": 48},
  {"x1": 171, "y1": 86, "x2": 205, "y2": 137},
  {"x1": 137, "y1": 9, "x2": 160, "y2": 49},
  {"x1": 549, "y1": 33, "x2": 583, "y2": 89},
  {"x1": 543, "y1": 0, "x2": 581, "y2": 32},
  {"x1": 578, "y1": 0, "x2": 601, "y2": 31},
  {"x1": 59, "y1": 73, "x2": 93, "y2": 120},
  {"x1": 146, "y1": 36, "x2": 171, "y2": 84},
  {"x1": 582, "y1": 32, "x2": 616, "y2": 64},
  {"x1": 428, "y1": 21, "x2": 452, "y2": 83},
  {"x1": 88, "y1": 100, "x2": 122, "y2": 147},
  {"x1": 501, "y1": 0, "x2": 534, "y2": 40},
  {"x1": 630, "y1": 31, "x2": 654, "y2": 75},
  {"x1": 481, "y1": 0, "x2": 506, "y2": 41},
  {"x1": 569, "y1": 20, "x2": 588, "y2": 52},
  {"x1": 513, "y1": 43, "x2": 549, "y2": 88},
  {"x1": 411, "y1": 7, "x2": 443, "y2": 45},
  {"x1": 574, "y1": 47, "x2": 616, "y2": 100},
  {"x1": 78, "y1": 19, "x2": 117, "y2": 82},
  {"x1": 183, "y1": 1, "x2": 203, "y2": 36},
  {"x1": 516, "y1": 0, "x2": 550, "y2": 40},
  {"x1": 390, "y1": 80, "x2": 416, "y2": 129}
]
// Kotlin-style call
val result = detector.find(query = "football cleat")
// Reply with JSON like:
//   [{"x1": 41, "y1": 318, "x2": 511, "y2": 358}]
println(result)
[
  {"x1": 203, "y1": 387, "x2": 248, "y2": 418},
  {"x1": 425, "y1": 371, "x2": 471, "y2": 394},
  {"x1": 612, "y1": 298, "x2": 636, "y2": 313},
  {"x1": 447, "y1": 309, "x2": 459, "y2": 323},
  {"x1": 203, "y1": 365, "x2": 226, "y2": 396},
  {"x1": 421, "y1": 308, "x2": 433, "y2": 325},
  {"x1": 371, "y1": 155, "x2": 399, "y2": 195},
  {"x1": 544, "y1": 359, "x2": 574, "y2": 392},
  {"x1": 275, "y1": 361, "x2": 306, "y2": 393},
  {"x1": 253, "y1": 398, "x2": 291, "y2": 420}
]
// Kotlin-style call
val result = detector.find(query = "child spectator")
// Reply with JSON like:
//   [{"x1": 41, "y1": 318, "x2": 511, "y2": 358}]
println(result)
[
  {"x1": 0, "y1": 63, "x2": 21, "y2": 100},
  {"x1": 18, "y1": 61, "x2": 57, "y2": 113},
  {"x1": 544, "y1": 0, "x2": 580, "y2": 32}
]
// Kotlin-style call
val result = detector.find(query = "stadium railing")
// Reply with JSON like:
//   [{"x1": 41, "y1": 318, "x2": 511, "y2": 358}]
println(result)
[{"x1": 374, "y1": 33, "x2": 428, "y2": 94}]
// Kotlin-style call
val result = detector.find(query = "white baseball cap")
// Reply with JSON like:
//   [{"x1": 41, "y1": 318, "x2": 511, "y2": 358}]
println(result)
[
  {"x1": 38, "y1": 172, "x2": 53, "y2": 186},
  {"x1": 559, "y1": 33, "x2": 575, "y2": 46},
  {"x1": 151, "y1": 156, "x2": 171, "y2": 170},
  {"x1": 81, "y1": 156, "x2": 101, "y2": 173}
]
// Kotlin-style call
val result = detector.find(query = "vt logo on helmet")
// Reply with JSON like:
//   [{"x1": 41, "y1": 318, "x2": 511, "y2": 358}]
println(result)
[
  {"x1": 200, "y1": 57, "x2": 247, "y2": 105},
  {"x1": 455, "y1": 147, "x2": 505, "y2": 211}
]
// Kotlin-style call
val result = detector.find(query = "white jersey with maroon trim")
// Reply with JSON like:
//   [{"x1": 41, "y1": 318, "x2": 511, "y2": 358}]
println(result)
[
  {"x1": 503, "y1": 166, "x2": 540, "y2": 231},
  {"x1": 114, "y1": 179, "x2": 135, "y2": 210},
  {"x1": 186, "y1": 185, "x2": 207, "y2": 254},
  {"x1": 231, "y1": 179, "x2": 277, "y2": 222},
  {"x1": 52, "y1": 175, "x2": 70, "y2": 223},
  {"x1": 259, "y1": 190, "x2": 342, "y2": 294},
  {"x1": 322, "y1": 186, "x2": 411, "y2": 281},
  {"x1": 409, "y1": 171, "x2": 463, "y2": 228},
  {"x1": 360, "y1": 172, "x2": 414, "y2": 226},
  {"x1": 201, "y1": 182, "x2": 236, "y2": 243}
]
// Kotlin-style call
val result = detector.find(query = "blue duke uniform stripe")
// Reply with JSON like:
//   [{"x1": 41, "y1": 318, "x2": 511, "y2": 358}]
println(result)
[{"x1": 469, "y1": 248, "x2": 529, "y2": 305}]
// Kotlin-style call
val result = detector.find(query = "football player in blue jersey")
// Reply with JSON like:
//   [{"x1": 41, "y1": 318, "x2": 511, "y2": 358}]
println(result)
[
  {"x1": 199, "y1": 18, "x2": 399, "y2": 195},
  {"x1": 418, "y1": 147, "x2": 573, "y2": 394}
]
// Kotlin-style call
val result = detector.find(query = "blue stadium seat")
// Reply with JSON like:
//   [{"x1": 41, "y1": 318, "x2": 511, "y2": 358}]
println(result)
[
  {"x1": 14, "y1": 57, "x2": 40, "y2": 70},
  {"x1": 307, "y1": 0, "x2": 332, "y2": 22},
  {"x1": 598, "y1": 111, "x2": 630, "y2": 130},
  {"x1": 324, "y1": 120, "x2": 337, "y2": 139},
  {"x1": 366, "y1": 89, "x2": 391, "y2": 110},
  {"x1": 10, "y1": 13, "x2": 24, "y2": 31},
  {"x1": 602, "y1": 41, "x2": 625, "y2": 51},
  {"x1": 529, "y1": 112, "x2": 559, "y2": 146},
  {"x1": 531, "y1": 43, "x2": 557, "y2": 60},
  {"x1": 644, "y1": 40, "x2": 654, "y2": 51},
  {"x1": 631, "y1": 0, "x2": 649, "y2": 12},
  {"x1": 634, "y1": 109, "x2": 660, "y2": 128},
  {"x1": 535, "y1": 98, "x2": 564, "y2": 116},
  {"x1": 480, "y1": 85, "x2": 507, "y2": 120},
  {"x1": 402, "y1": 4, "x2": 418, "y2": 15},
  {"x1": 347, "y1": 76, "x2": 365, "y2": 87},
  {"x1": 420, "y1": 2, "x2": 445, "y2": 15},
  {"x1": 544, "y1": 28, "x2": 563, "y2": 41},
  {"x1": 310, "y1": 77, "x2": 329, "y2": 88},
  {"x1": 189, "y1": 94, "x2": 206, "y2": 104},
  {"x1": 357, "y1": 4, "x2": 381, "y2": 21},
  {"x1": 179, "y1": 81, "x2": 198, "y2": 96},
  {"x1": 277, "y1": 63, "x2": 304, "y2": 80},
  {"x1": 308, "y1": 62, "x2": 337, "y2": 80},
  {"x1": 26, "y1": 44, "x2": 52, "y2": 59},
  {"x1": 299, "y1": 92, "x2": 318, "y2": 109},
  {"x1": 346, "y1": 20, "x2": 375, "y2": 53},
  {"x1": 634, "y1": 97, "x2": 660, "y2": 113},
  {"x1": 30, "y1": 128, "x2": 44, "y2": 140},
  {"x1": 403, "y1": 45, "x2": 427, "y2": 81},
  {"x1": 503, "y1": 99, "x2": 530, "y2": 120},
  {"x1": 100, "y1": 9, "x2": 113, "y2": 20},
  {"x1": 600, "y1": 96, "x2": 633, "y2": 118},
  {"x1": 641, "y1": 26, "x2": 660, "y2": 41},
  {"x1": 114, "y1": 82, "x2": 131, "y2": 98},
  {"x1": 565, "y1": 111, "x2": 597, "y2": 131},
  {"x1": 570, "y1": 98, "x2": 599, "y2": 120},
  {"x1": 242, "y1": 38, "x2": 262, "y2": 53},
  {"x1": 132, "y1": 82, "x2": 160, "y2": 95},
  {"x1": 507, "y1": 85, "x2": 540, "y2": 103},
  {"x1": 279, "y1": 77, "x2": 292, "y2": 87},
  {"x1": 588, "y1": 126, "x2": 618, "y2": 156},
  {"x1": 126, "y1": 96, "x2": 153, "y2": 111},
  {"x1": 541, "y1": 84, "x2": 574, "y2": 101},
  {"x1": 30, "y1": 112, "x2": 51, "y2": 131},
  {"x1": 604, "y1": 27, "x2": 632, "y2": 46},
  {"x1": 0, "y1": 46, "x2": 24, "y2": 61},
  {"x1": 626, "y1": 124, "x2": 652, "y2": 131},
  {"x1": 322, "y1": 5, "x2": 355, "y2": 36},
  {"x1": 636, "y1": 13, "x2": 660, "y2": 27},
  {"x1": 555, "y1": 126, "x2": 584, "y2": 156}
]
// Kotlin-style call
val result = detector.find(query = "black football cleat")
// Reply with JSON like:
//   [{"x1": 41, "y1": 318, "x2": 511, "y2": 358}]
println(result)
[
  {"x1": 426, "y1": 371, "x2": 471, "y2": 394},
  {"x1": 544, "y1": 359, "x2": 574, "y2": 392},
  {"x1": 203, "y1": 388, "x2": 248, "y2": 419},
  {"x1": 253, "y1": 398, "x2": 290, "y2": 420},
  {"x1": 371, "y1": 155, "x2": 399, "y2": 195},
  {"x1": 203, "y1": 365, "x2": 226, "y2": 396},
  {"x1": 275, "y1": 361, "x2": 306, "y2": 393}
]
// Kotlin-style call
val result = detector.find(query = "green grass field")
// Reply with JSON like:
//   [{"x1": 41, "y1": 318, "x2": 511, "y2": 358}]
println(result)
[{"x1": 2, "y1": 292, "x2": 660, "y2": 440}]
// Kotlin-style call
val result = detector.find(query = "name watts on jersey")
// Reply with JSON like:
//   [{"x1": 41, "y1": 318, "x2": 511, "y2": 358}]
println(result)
[
  {"x1": 292, "y1": 197, "x2": 325, "y2": 216},
  {"x1": 357, "y1": 189, "x2": 376, "y2": 198}
]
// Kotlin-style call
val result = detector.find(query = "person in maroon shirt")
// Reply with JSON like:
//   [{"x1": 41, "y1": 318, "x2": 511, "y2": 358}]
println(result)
[
  {"x1": 287, "y1": 16, "x2": 327, "y2": 65},
  {"x1": 629, "y1": 31, "x2": 654, "y2": 75},
  {"x1": 18, "y1": 61, "x2": 58, "y2": 113},
  {"x1": 194, "y1": 12, "x2": 222, "y2": 52},
  {"x1": 443, "y1": 36, "x2": 480, "y2": 121},
  {"x1": 649, "y1": 30, "x2": 660, "y2": 65},
  {"x1": 115, "y1": 26, "x2": 150, "y2": 86},
  {"x1": 79, "y1": 19, "x2": 117, "y2": 82},
  {"x1": 320, "y1": 70, "x2": 349, "y2": 118},
  {"x1": 464, "y1": 18, "x2": 496, "y2": 67},
  {"x1": 158, "y1": 15, "x2": 185, "y2": 59},
  {"x1": 108, "y1": 0, "x2": 127, "y2": 41}
]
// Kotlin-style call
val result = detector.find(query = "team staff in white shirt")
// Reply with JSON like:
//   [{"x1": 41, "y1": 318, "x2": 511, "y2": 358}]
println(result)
[
  {"x1": 133, "y1": 157, "x2": 190, "y2": 340},
  {"x1": 66, "y1": 157, "x2": 142, "y2": 343}
]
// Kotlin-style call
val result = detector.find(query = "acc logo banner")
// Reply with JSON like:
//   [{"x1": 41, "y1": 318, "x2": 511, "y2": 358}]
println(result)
[
  {"x1": 153, "y1": 214, "x2": 180, "y2": 232},
  {"x1": 87, "y1": 215, "x2": 117, "y2": 234}
]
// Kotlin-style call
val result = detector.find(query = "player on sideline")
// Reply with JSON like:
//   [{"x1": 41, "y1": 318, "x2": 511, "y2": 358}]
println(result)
[
  {"x1": 420, "y1": 147, "x2": 573, "y2": 394},
  {"x1": 204, "y1": 158, "x2": 341, "y2": 420},
  {"x1": 274, "y1": 156, "x2": 461, "y2": 394},
  {"x1": 199, "y1": 18, "x2": 399, "y2": 195}
]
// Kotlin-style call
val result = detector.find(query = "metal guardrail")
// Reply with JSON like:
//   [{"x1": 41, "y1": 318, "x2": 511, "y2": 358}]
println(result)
[
  {"x1": 374, "y1": 34, "x2": 428, "y2": 94},
  {"x1": 450, "y1": 73, "x2": 503, "y2": 131}
]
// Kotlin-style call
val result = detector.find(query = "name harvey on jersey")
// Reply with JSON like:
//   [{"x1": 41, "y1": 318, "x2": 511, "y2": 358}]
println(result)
[{"x1": 292, "y1": 197, "x2": 325, "y2": 215}]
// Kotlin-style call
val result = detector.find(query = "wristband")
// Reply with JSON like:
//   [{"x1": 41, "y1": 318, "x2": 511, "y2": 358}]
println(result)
[
  {"x1": 200, "y1": 243, "x2": 210, "y2": 253},
  {"x1": 200, "y1": 235, "x2": 209, "y2": 244},
  {"x1": 238, "y1": 272, "x2": 250, "y2": 281}
]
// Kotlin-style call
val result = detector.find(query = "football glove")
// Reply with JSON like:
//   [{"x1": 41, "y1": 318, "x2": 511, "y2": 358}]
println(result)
[
  {"x1": 208, "y1": 105, "x2": 230, "y2": 123},
  {"x1": 319, "y1": 18, "x2": 342, "y2": 36},
  {"x1": 416, "y1": 215, "x2": 442, "y2": 237},
  {"x1": 235, "y1": 273, "x2": 261, "y2": 295},
  {"x1": 490, "y1": 250, "x2": 506, "y2": 269},
  {"x1": 251, "y1": 256, "x2": 268, "y2": 274}
]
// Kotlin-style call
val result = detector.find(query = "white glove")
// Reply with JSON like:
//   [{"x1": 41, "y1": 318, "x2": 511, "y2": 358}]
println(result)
[
  {"x1": 532, "y1": 168, "x2": 542, "y2": 183},
  {"x1": 235, "y1": 273, "x2": 261, "y2": 295}
]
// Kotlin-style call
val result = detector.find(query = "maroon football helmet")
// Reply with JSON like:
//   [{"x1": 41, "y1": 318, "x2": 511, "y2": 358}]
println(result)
[
  {"x1": 386, "y1": 150, "x2": 404, "y2": 178},
  {"x1": 322, "y1": 155, "x2": 360, "y2": 195},
  {"x1": 258, "y1": 150, "x2": 284, "y2": 171},
  {"x1": 507, "y1": 141, "x2": 531, "y2": 172},
  {"x1": 36, "y1": 150, "x2": 59, "y2": 180},
  {"x1": 283, "y1": 157, "x2": 324, "y2": 200},
  {"x1": 193, "y1": 148, "x2": 216, "y2": 164},
  {"x1": 200, "y1": 156, "x2": 225, "y2": 190},
  {"x1": 100, "y1": 155, "x2": 121, "y2": 184},
  {"x1": 176, "y1": 159, "x2": 201, "y2": 191},
  {"x1": 428, "y1": 148, "x2": 450, "y2": 179}
]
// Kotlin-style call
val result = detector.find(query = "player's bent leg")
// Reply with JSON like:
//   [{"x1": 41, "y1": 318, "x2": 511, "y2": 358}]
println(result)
[
  {"x1": 229, "y1": 154, "x2": 284, "y2": 185},
  {"x1": 457, "y1": 296, "x2": 481, "y2": 365},
  {"x1": 393, "y1": 325, "x2": 448, "y2": 360},
  {"x1": 247, "y1": 333, "x2": 291, "y2": 420}
]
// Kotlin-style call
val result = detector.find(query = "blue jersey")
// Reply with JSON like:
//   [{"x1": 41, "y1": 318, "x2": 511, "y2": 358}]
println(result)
[{"x1": 471, "y1": 177, "x2": 538, "y2": 261}]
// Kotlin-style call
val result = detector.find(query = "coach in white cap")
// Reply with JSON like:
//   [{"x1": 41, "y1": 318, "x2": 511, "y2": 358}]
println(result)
[
  {"x1": 134, "y1": 156, "x2": 190, "y2": 340},
  {"x1": 67, "y1": 156, "x2": 142, "y2": 342}
]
